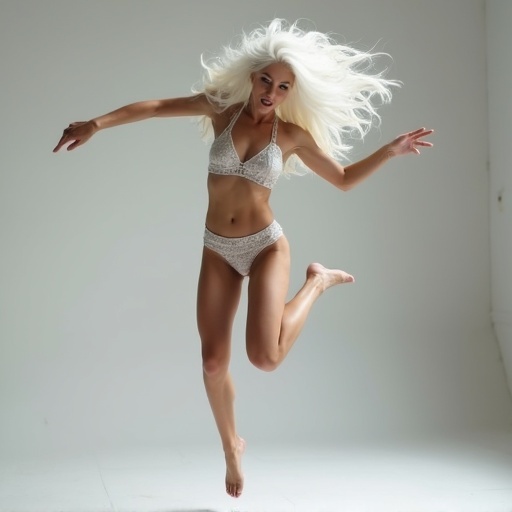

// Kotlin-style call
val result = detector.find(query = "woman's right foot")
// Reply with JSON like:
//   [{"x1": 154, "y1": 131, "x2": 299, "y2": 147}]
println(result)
[{"x1": 225, "y1": 436, "x2": 245, "y2": 498}]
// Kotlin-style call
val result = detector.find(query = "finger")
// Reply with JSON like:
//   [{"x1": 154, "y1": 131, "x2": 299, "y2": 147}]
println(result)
[
  {"x1": 67, "y1": 140, "x2": 81, "y2": 151},
  {"x1": 409, "y1": 128, "x2": 434, "y2": 139},
  {"x1": 410, "y1": 128, "x2": 433, "y2": 136},
  {"x1": 410, "y1": 131, "x2": 434, "y2": 142},
  {"x1": 415, "y1": 141, "x2": 433, "y2": 147},
  {"x1": 53, "y1": 136, "x2": 68, "y2": 153}
]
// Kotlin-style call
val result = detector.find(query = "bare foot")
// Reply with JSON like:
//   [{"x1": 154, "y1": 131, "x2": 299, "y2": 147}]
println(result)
[
  {"x1": 306, "y1": 262, "x2": 355, "y2": 292},
  {"x1": 225, "y1": 436, "x2": 245, "y2": 498}
]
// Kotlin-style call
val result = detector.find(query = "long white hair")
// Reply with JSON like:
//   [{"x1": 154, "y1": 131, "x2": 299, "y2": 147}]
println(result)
[{"x1": 193, "y1": 19, "x2": 400, "y2": 174}]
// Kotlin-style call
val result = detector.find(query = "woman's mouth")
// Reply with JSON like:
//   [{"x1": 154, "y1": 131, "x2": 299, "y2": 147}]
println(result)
[{"x1": 261, "y1": 98, "x2": 273, "y2": 107}]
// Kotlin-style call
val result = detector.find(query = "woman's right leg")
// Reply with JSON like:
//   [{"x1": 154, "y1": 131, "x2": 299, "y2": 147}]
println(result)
[{"x1": 196, "y1": 246, "x2": 245, "y2": 498}]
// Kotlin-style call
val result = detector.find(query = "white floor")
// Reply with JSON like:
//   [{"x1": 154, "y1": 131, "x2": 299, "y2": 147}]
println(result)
[{"x1": 1, "y1": 430, "x2": 512, "y2": 512}]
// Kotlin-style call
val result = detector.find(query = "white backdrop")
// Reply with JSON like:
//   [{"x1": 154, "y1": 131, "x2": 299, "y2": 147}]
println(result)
[{"x1": 1, "y1": 0, "x2": 511, "y2": 456}]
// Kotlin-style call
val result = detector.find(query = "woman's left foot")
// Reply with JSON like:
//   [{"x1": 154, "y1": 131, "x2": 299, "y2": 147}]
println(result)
[{"x1": 306, "y1": 262, "x2": 355, "y2": 292}]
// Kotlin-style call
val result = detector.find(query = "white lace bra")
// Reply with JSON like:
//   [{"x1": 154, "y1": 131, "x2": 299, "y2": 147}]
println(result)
[{"x1": 208, "y1": 105, "x2": 283, "y2": 189}]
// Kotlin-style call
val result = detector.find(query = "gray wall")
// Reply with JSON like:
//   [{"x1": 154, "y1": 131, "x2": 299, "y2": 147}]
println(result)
[
  {"x1": 487, "y1": 1, "x2": 512, "y2": 394},
  {"x1": 1, "y1": 0, "x2": 511, "y2": 456}
]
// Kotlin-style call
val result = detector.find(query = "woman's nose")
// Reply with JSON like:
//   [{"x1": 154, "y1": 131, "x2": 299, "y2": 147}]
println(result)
[{"x1": 267, "y1": 84, "x2": 277, "y2": 96}]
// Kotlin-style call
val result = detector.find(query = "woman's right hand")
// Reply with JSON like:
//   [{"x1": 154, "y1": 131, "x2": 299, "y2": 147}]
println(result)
[{"x1": 53, "y1": 120, "x2": 98, "y2": 153}]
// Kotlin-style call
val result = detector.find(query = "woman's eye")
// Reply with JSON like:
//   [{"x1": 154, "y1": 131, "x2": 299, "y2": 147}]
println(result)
[
  {"x1": 280, "y1": 85, "x2": 288, "y2": 90},
  {"x1": 261, "y1": 77, "x2": 271, "y2": 83}
]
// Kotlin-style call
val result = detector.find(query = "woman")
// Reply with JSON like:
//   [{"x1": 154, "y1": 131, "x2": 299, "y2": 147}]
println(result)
[{"x1": 53, "y1": 19, "x2": 433, "y2": 499}]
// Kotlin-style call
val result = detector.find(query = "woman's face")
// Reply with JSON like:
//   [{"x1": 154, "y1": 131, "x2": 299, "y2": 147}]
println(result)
[{"x1": 249, "y1": 62, "x2": 295, "y2": 113}]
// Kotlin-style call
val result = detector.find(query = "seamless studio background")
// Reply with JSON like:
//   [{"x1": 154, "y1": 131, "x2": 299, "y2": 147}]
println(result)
[{"x1": 1, "y1": 0, "x2": 511, "y2": 459}]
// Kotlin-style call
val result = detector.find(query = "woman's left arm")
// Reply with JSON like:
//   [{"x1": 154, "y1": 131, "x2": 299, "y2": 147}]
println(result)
[{"x1": 294, "y1": 127, "x2": 433, "y2": 191}]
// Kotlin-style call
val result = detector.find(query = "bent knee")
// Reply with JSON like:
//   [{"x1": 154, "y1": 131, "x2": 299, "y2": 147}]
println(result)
[{"x1": 247, "y1": 349, "x2": 279, "y2": 372}]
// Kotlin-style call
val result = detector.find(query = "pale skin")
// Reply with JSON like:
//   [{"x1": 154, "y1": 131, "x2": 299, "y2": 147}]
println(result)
[{"x1": 53, "y1": 62, "x2": 433, "y2": 498}]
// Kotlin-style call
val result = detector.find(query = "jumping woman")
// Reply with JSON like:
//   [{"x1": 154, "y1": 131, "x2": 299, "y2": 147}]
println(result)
[{"x1": 53, "y1": 19, "x2": 433, "y2": 499}]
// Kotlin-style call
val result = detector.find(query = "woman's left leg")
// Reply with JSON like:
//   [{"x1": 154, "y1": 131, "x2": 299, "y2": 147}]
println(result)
[{"x1": 246, "y1": 235, "x2": 354, "y2": 371}]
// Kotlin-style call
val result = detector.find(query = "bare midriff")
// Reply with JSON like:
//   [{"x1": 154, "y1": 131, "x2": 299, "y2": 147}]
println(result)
[{"x1": 205, "y1": 174, "x2": 274, "y2": 237}]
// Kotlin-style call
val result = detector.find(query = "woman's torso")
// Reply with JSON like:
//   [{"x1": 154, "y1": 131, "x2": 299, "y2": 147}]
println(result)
[{"x1": 205, "y1": 103, "x2": 292, "y2": 237}]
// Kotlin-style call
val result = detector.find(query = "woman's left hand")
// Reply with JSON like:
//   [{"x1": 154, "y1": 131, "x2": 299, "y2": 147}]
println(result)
[{"x1": 387, "y1": 127, "x2": 434, "y2": 157}]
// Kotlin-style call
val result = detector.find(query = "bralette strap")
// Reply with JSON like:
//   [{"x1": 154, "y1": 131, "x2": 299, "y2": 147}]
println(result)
[
  {"x1": 227, "y1": 104, "x2": 245, "y2": 131},
  {"x1": 271, "y1": 115, "x2": 279, "y2": 144}
]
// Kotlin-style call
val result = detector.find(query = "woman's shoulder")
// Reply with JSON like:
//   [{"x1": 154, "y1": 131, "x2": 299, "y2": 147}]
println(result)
[
  {"x1": 278, "y1": 118, "x2": 314, "y2": 146},
  {"x1": 210, "y1": 102, "x2": 244, "y2": 133},
  {"x1": 213, "y1": 102, "x2": 243, "y2": 120}
]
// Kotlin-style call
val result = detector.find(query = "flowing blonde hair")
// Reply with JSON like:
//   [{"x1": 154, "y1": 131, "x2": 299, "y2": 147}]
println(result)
[{"x1": 193, "y1": 19, "x2": 400, "y2": 174}]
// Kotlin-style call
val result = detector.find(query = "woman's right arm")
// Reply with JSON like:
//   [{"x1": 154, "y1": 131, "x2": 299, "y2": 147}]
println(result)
[{"x1": 53, "y1": 94, "x2": 214, "y2": 153}]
